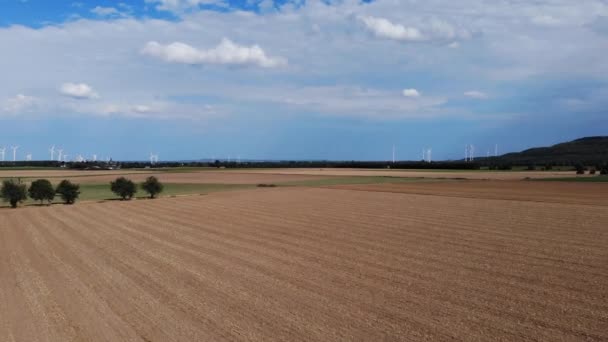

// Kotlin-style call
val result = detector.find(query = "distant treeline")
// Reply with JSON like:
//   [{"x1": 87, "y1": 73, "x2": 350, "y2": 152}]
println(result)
[
  {"x1": 0, "y1": 159, "x2": 591, "y2": 171},
  {"x1": 0, "y1": 160, "x2": 488, "y2": 170}
]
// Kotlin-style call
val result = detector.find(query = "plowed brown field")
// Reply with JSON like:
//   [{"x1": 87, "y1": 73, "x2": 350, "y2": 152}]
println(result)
[
  {"x1": 1, "y1": 186, "x2": 607, "y2": 341},
  {"x1": 329, "y1": 180, "x2": 608, "y2": 206},
  {"x1": 243, "y1": 168, "x2": 582, "y2": 180}
]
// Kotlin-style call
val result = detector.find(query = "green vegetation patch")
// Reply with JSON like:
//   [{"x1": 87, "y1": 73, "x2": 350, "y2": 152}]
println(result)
[
  {"x1": 531, "y1": 176, "x2": 608, "y2": 183},
  {"x1": 277, "y1": 176, "x2": 436, "y2": 187},
  {"x1": 0, "y1": 182, "x2": 254, "y2": 208}
]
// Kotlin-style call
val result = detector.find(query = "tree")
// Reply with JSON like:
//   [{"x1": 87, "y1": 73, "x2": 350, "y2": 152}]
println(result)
[
  {"x1": 28, "y1": 179, "x2": 55, "y2": 205},
  {"x1": 575, "y1": 163, "x2": 586, "y2": 175},
  {"x1": 1, "y1": 180, "x2": 27, "y2": 208},
  {"x1": 141, "y1": 176, "x2": 163, "y2": 199},
  {"x1": 56, "y1": 180, "x2": 80, "y2": 205},
  {"x1": 111, "y1": 177, "x2": 137, "y2": 200}
]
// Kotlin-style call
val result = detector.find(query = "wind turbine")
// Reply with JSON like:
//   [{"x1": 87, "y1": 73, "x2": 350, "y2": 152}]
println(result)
[
  {"x1": 57, "y1": 149, "x2": 63, "y2": 162},
  {"x1": 392, "y1": 145, "x2": 396, "y2": 163},
  {"x1": 49, "y1": 146, "x2": 55, "y2": 161},
  {"x1": 26, "y1": 153, "x2": 32, "y2": 161},
  {"x1": 427, "y1": 148, "x2": 432, "y2": 163},
  {"x1": 92, "y1": 154, "x2": 97, "y2": 162},
  {"x1": 495, "y1": 144, "x2": 498, "y2": 157},
  {"x1": 0, "y1": 147, "x2": 5, "y2": 162},
  {"x1": 63, "y1": 154, "x2": 69, "y2": 162},
  {"x1": 11, "y1": 146, "x2": 19, "y2": 162}
]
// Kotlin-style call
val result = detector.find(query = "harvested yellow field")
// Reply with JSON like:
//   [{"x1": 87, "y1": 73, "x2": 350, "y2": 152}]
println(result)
[
  {"x1": 60, "y1": 171, "x2": 332, "y2": 185},
  {"x1": 1, "y1": 186, "x2": 607, "y2": 341},
  {"x1": 0, "y1": 169, "x2": 333, "y2": 185}
]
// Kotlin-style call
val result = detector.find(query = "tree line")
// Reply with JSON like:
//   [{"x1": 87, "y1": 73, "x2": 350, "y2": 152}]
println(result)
[{"x1": 1, "y1": 176, "x2": 163, "y2": 209}]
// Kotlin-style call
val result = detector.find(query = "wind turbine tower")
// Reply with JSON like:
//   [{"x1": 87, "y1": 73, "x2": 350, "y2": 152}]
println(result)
[
  {"x1": 57, "y1": 149, "x2": 63, "y2": 162},
  {"x1": 392, "y1": 145, "x2": 396, "y2": 163},
  {"x1": 495, "y1": 144, "x2": 498, "y2": 157},
  {"x1": 49, "y1": 146, "x2": 55, "y2": 161},
  {"x1": 0, "y1": 147, "x2": 5, "y2": 162},
  {"x1": 92, "y1": 154, "x2": 97, "y2": 162},
  {"x1": 26, "y1": 153, "x2": 32, "y2": 161},
  {"x1": 11, "y1": 146, "x2": 19, "y2": 162}
]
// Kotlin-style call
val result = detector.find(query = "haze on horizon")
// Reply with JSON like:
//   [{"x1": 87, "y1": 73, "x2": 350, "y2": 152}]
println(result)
[{"x1": 1, "y1": 0, "x2": 607, "y2": 161}]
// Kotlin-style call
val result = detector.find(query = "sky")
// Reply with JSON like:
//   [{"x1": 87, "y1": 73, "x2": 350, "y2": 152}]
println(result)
[{"x1": 1, "y1": 0, "x2": 607, "y2": 161}]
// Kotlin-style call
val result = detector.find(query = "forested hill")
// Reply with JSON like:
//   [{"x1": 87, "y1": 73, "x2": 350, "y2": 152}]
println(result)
[{"x1": 496, "y1": 137, "x2": 608, "y2": 165}]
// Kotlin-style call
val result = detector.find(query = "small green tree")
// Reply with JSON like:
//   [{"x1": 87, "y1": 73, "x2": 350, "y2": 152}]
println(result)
[
  {"x1": 1, "y1": 180, "x2": 28, "y2": 208},
  {"x1": 28, "y1": 179, "x2": 55, "y2": 205},
  {"x1": 111, "y1": 177, "x2": 137, "y2": 200},
  {"x1": 141, "y1": 176, "x2": 163, "y2": 199},
  {"x1": 56, "y1": 180, "x2": 80, "y2": 205}
]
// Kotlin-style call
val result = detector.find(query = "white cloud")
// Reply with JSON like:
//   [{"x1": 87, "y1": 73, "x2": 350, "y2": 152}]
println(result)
[
  {"x1": 1, "y1": 0, "x2": 608, "y2": 122},
  {"x1": 91, "y1": 6, "x2": 123, "y2": 17},
  {"x1": 360, "y1": 16, "x2": 424, "y2": 42},
  {"x1": 145, "y1": 0, "x2": 228, "y2": 12},
  {"x1": 403, "y1": 89, "x2": 421, "y2": 98},
  {"x1": 531, "y1": 15, "x2": 561, "y2": 26},
  {"x1": 464, "y1": 91, "x2": 488, "y2": 99},
  {"x1": 2, "y1": 94, "x2": 36, "y2": 113},
  {"x1": 141, "y1": 38, "x2": 287, "y2": 68},
  {"x1": 132, "y1": 105, "x2": 153, "y2": 113},
  {"x1": 60, "y1": 83, "x2": 99, "y2": 99}
]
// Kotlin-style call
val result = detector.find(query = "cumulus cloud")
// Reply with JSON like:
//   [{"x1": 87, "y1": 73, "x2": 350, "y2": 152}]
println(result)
[
  {"x1": 403, "y1": 89, "x2": 421, "y2": 98},
  {"x1": 2, "y1": 0, "x2": 608, "y2": 123},
  {"x1": 464, "y1": 91, "x2": 488, "y2": 99},
  {"x1": 60, "y1": 83, "x2": 99, "y2": 99},
  {"x1": 359, "y1": 16, "x2": 424, "y2": 41},
  {"x1": 141, "y1": 39, "x2": 287, "y2": 68}
]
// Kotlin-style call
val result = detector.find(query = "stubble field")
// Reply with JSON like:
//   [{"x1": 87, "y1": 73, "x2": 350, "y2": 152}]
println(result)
[{"x1": 1, "y1": 171, "x2": 607, "y2": 341}]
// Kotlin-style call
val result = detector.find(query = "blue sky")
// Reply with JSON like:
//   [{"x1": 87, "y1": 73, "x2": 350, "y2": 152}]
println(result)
[{"x1": 1, "y1": 0, "x2": 607, "y2": 161}]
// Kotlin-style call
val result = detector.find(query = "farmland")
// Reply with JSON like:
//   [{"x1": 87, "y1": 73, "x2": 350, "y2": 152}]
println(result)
[{"x1": 1, "y1": 168, "x2": 607, "y2": 341}]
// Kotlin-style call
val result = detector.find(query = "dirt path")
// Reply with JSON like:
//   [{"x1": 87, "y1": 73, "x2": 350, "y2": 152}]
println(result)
[{"x1": 1, "y1": 187, "x2": 607, "y2": 341}]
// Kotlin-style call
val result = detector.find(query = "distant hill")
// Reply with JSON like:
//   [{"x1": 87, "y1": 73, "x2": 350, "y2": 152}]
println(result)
[{"x1": 494, "y1": 137, "x2": 608, "y2": 166}]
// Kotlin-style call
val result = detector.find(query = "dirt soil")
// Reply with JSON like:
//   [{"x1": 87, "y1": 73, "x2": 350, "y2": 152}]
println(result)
[
  {"x1": 242, "y1": 168, "x2": 585, "y2": 180},
  {"x1": 1, "y1": 186, "x2": 607, "y2": 341},
  {"x1": 328, "y1": 180, "x2": 608, "y2": 206}
]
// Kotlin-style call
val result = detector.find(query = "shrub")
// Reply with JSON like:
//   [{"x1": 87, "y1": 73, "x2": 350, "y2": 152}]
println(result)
[
  {"x1": 28, "y1": 179, "x2": 55, "y2": 205},
  {"x1": 589, "y1": 169, "x2": 596, "y2": 175},
  {"x1": 257, "y1": 184, "x2": 277, "y2": 187},
  {"x1": 601, "y1": 165, "x2": 608, "y2": 175},
  {"x1": 56, "y1": 180, "x2": 80, "y2": 205},
  {"x1": 111, "y1": 177, "x2": 137, "y2": 200},
  {"x1": 141, "y1": 176, "x2": 163, "y2": 199},
  {"x1": 1, "y1": 180, "x2": 27, "y2": 208}
]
